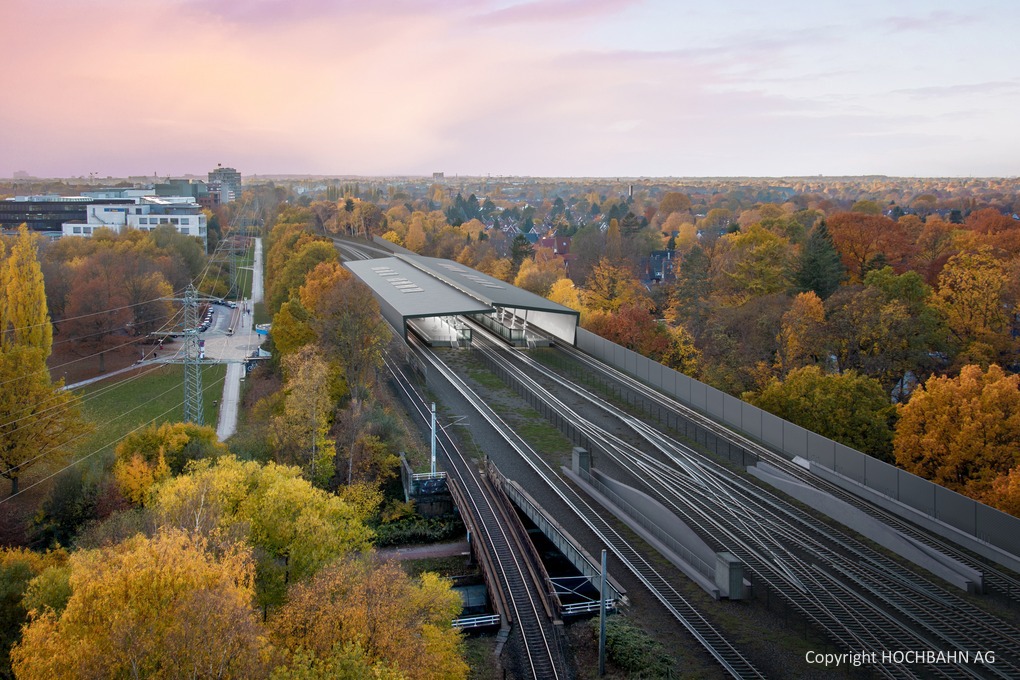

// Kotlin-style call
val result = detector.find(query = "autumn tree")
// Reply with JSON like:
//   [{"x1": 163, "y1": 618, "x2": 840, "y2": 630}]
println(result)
[
  {"x1": 0, "y1": 228, "x2": 91, "y2": 495},
  {"x1": 777, "y1": 291, "x2": 827, "y2": 374},
  {"x1": 711, "y1": 224, "x2": 793, "y2": 306},
  {"x1": 271, "y1": 297, "x2": 317, "y2": 356},
  {"x1": 912, "y1": 216, "x2": 958, "y2": 284},
  {"x1": 935, "y1": 248, "x2": 1010, "y2": 355},
  {"x1": 965, "y1": 208, "x2": 1020, "y2": 255},
  {"x1": 149, "y1": 457, "x2": 378, "y2": 608},
  {"x1": 11, "y1": 530, "x2": 272, "y2": 679},
  {"x1": 547, "y1": 278, "x2": 585, "y2": 314},
  {"x1": 660, "y1": 324, "x2": 701, "y2": 376},
  {"x1": 894, "y1": 365, "x2": 1020, "y2": 499},
  {"x1": 116, "y1": 247, "x2": 175, "y2": 336},
  {"x1": 271, "y1": 554, "x2": 467, "y2": 680},
  {"x1": 61, "y1": 252, "x2": 132, "y2": 373},
  {"x1": 513, "y1": 249, "x2": 564, "y2": 297},
  {"x1": 827, "y1": 212, "x2": 898, "y2": 282},
  {"x1": 584, "y1": 305, "x2": 665, "y2": 357},
  {"x1": 270, "y1": 346, "x2": 336, "y2": 487},
  {"x1": 988, "y1": 468, "x2": 1020, "y2": 517},
  {"x1": 698, "y1": 293, "x2": 790, "y2": 395},
  {"x1": 113, "y1": 421, "x2": 227, "y2": 503},
  {"x1": 583, "y1": 258, "x2": 652, "y2": 314},
  {"x1": 748, "y1": 366, "x2": 896, "y2": 460},
  {"x1": 312, "y1": 277, "x2": 390, "y2": 406},
  {"x1": 657, "y1": 192, "x2": 692, "y2": 218},
  {"x1": 0, "y1": 547, "x2": 68, "y2": 678},
  {"x1": 666, "y1": 245, "x2": 712, "y2": 336}
]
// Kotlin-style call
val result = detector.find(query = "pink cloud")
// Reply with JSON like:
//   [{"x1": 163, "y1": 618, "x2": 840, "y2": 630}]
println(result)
[{"x1": 472, "y1": 0, "x2": 642, "y2": 26}]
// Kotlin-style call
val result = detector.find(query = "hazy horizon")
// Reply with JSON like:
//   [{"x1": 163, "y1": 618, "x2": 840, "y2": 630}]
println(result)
[{"x1": 3, "y1": 0, "x2": 1018, "y2": 179}]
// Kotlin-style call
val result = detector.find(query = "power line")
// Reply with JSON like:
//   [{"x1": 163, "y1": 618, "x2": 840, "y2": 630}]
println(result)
[
  {"x1": 2, "y1": 362, "x2": 184, "y2": 475},
  {"x1": 0, "y1": 344, "x2": 196, "y2": 442},
  {"x1": 0, "y1": 370, "x2": 228, "y2": 506},
  {"x1": 0, "y1": 306, "x2": 186, "y2": 390},
  {"x1": 4, "y1": 294, "x2": 180, "y2": 337}
]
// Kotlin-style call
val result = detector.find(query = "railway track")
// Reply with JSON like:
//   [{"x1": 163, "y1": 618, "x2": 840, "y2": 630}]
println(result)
[
  {"x1": 466, "y1": 325, "x2": 1020, "y2": 679},
  {"x1": 553, "y1": 337, "x2": 1020, "y2": 605},
  {"x1": 384, "y1": 352, "x2": 565, "y2": 679},
  {"x1": 403, "y1": 333, "x2": 766, "y2": 679}
]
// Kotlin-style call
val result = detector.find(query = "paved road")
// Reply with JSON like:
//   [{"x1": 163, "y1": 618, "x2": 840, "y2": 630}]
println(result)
[{"x1": 215, "y1": 237, "x2": 265, "y2": 440}]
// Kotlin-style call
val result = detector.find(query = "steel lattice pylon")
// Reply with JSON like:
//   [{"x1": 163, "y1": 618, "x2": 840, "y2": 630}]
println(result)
[{"x1": 182, "y1": 284, "x2": 203, "y2": 425}]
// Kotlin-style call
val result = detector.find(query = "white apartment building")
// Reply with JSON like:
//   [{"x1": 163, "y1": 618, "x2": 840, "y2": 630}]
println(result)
[{"x1": 62, "y1": 196, "x2": 208, "y2": 249}]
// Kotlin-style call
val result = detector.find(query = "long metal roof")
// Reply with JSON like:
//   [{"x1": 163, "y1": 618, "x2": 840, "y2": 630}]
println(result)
[
  {"x1": 344, "y1": 257, "x2": 493, "y2": 319},
  {"x1": 398, "y1": 254, "x2": 580, "y2": 317}
]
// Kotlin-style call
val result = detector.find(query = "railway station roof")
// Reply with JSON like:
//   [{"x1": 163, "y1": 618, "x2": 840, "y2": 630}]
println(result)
[
  {"x1": 401, "y1": 254, "x2": 579, "y2": 318},
  {"x1": 344, "y1": 257, "x2": 494, "y2": 320},
  {"x1": 345, "y1": 253, "x2": 580, "y2": 344}
]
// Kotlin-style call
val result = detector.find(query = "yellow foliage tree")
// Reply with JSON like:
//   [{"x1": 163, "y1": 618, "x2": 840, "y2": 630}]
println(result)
[
  {"x1": 583, "y1": 258, "x2": 652, "y2": 314},
  {"x1": 112, "y1": 421, "x2": 226, "y2": 503},
  {"x1": 547, "y1": 278, "x2": 585, "y2": 314},
  {"x1": 0, "y1": 227, "x2": 91, "y2": 495},
  {"x1": 935, "y1": 248, "x2": 1009, "y2": 351},
  {"x1": 271, "y1": 346, "x2": 336, "y2": 486},
  {"x1": 149, "y1": 457, "x2": 378, "y2": 608},
  {"x1": 777, "y1": 291, "x2": 827, "y2": 374},
  {"x1": 114, "y1": 451, "x2": 171, "y2": 504},
  {"x1": 272, "y1": 555, "x2": 467, "y2": 680},
  {"x1": 11, "y1": 530, "x2": 272, "y2": 679},
  {"x1": 513, "y1": 254, "x2": 565, "y2": 297},
  {"x1": 894, "y1": 364, "x2": 1020, "y2": 499}
]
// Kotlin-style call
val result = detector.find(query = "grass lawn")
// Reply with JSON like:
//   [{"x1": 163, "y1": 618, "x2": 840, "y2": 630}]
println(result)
[
  {"x1": 69, "y1": 363, "x2": 227, "y2": 477},
  {"x1": 235, "y1": 244, "x2": 254, "y2": 299}
]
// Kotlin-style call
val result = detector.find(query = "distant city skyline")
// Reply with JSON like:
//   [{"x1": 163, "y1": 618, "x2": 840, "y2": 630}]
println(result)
[{"x1": 2, "y1": 0, "x2": 1018, "y2": 179}]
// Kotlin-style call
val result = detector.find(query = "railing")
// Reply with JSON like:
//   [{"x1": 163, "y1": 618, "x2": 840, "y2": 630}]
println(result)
[
  {"x1": 576, "y1": 468, "x2": 716, "y2": 582},
  {"x1": 561, "y1": 599, "x2": 616, "y2": 615},
  {"x1": 411, "y1": 471, "x2": 447, "y2": 481},
  {"x1": 452, "y1": 614, "x2": 501, "y2": 629}
]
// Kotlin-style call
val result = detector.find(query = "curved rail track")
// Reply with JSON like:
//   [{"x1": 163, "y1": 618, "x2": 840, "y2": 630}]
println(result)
[{"x1": 466, "y1": 323, "x2": 1020, "y2": 680}]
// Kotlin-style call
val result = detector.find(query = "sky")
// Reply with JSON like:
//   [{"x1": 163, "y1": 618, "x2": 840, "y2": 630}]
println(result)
[{"x1": 1, "y1": 0, "x2": 1018, "y2": 178}]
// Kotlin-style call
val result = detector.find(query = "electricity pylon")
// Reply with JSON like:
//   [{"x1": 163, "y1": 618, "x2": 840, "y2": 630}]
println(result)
[{"x1": 181, "y1": 284, "x2": 203, "y2": 425}]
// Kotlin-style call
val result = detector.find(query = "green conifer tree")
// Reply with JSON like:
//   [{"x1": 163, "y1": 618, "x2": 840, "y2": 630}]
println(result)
[{"x1": 795, "y1": 221, "x2": 844, "y2": 299}]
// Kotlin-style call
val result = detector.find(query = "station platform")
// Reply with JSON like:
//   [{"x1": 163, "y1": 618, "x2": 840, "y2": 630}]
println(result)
[{"x1": 407, "y1": 316, "x2": 472, "y2": 347}]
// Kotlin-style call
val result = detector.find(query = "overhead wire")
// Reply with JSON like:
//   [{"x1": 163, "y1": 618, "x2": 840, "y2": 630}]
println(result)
[
  {"x1": 0, "y1": 348, "x2": 188, "y2": 441},
  {"x1": 0, "y1": 370, "x2": 230, "y2": 505},
  {"x1": 0, "y1": 203, "x2": 261, "y2": 490},
  {"x1": 2, "y1": 361, "x2": 182, "y2": 475}
]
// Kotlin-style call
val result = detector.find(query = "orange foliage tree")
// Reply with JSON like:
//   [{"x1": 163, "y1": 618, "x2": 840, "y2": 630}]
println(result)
[{"x1": 894, "y1": 365, "x2": 1020, "y2": 501}]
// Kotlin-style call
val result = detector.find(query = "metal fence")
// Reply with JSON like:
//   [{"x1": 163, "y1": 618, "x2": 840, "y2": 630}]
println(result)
[{"x1": 575, "y1": 328, "x2": 1020, "y2": 561}]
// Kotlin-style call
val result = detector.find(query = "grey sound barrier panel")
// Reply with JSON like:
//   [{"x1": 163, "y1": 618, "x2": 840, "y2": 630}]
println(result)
[
  {"x1": 761, "y1": 411, "x2": 784, "y2": 450},
  {"x1": 723, "y1": 394, "x2": 743, "y2": 429},
  {"x1": 706, "y1": 386, "x2": 725, "y2": 420},
  {"x1": 623, "y1": 347, "x2": 635, "y2": 374},
  {"x1": 741, "y1": 402, "x2": 762, "y2": 439},
  {"x1": 690, "y1": 379, "x2": 707, "y2": 410},
  {"x1": 898, "y1": 470, "x2": 935, "y2": 515},
  {"x1": 834, "y1": 443, "x2": 865, "y2": 482},
  {"x1": 783, "y1": 421, "x2": 808, "y2": 458},
  {"x1": 975, "y1": 504, "x2": 1020, "y2": 558},
  {"x1": 806, "y1": 431, "x2": 835, "y2": 469},
  {"x1": 866, "y1": 456, "x2": 899, "y2": 498},
  {"x1": 935, "y1": 486, "x2": 976, "y2": 534},
  {"x1": 675, "y1": 372, "x2": 691, "y2": 403}
]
